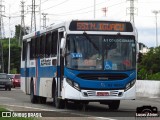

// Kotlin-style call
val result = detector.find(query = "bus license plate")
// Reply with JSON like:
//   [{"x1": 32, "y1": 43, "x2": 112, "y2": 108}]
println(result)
[{"x1": 97, "y1": 92, "x2": 109, "y2": 96}]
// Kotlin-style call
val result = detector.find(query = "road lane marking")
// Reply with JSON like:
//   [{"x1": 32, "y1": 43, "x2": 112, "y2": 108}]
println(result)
[
  {"x1": 2, "y1": 104, "x2": 63, "y2": 111},
  {"x1": 93, "y1": 117, "x2": 117, "y2": 120},
  {"x1": 2, "y1": 104, "x2": 117, "y2": 120}
]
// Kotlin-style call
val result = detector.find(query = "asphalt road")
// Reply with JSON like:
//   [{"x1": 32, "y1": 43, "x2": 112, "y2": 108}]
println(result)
[{"x1": 0, "y1": 88, "x2": 160, "y2": 120}]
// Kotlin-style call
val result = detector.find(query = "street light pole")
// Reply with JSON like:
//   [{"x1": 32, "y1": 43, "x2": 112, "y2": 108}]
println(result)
[
  {"x1": 8, "y1": 16, "x2": 10, "y2": 74},
  {"x1": 39, "y1": 0, "x2": 41, "y2": 30},
  {"x1": 152, "y1": 10, "x2": 160, "y2": 47},
  {"x1": 94, "y1": 0, "x2": 96, "y2": 18},
  {"x1": 8, "y1": 5, "x2": 11, "y2": 74}
]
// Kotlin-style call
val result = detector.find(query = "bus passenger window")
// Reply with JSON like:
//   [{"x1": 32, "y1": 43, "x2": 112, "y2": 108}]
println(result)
[
  {"x1": 45, "y1": 33, "x2": 52, "y2": 57},
  {"x1": 36, "y1": 37, "x2": 40, "y2": 57},
  {"x1": 22, "y1": 41, "x2": 27, "y2": 60},
  {"x1": 51, "y1": 31, "x2": 58, "y2": 57},
  {"x1": 30, "y1": 38, "x2": 35, "y2": 59},
  {"x1": 40, "y1": 35, "x2": 46, "y2": 58}
]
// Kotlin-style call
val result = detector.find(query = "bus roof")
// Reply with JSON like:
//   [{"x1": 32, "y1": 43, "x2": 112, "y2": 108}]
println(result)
[{"x1": 22, "y1": 19, "x2": 135, "y2": 40}]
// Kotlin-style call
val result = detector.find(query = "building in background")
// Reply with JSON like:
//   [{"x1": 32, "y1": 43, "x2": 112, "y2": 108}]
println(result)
[{"x1": 139, "y1": 42, "x2": 149, "y2": 54}]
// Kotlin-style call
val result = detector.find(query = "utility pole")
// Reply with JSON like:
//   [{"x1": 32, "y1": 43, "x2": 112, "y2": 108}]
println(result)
[
  {"x1": 126, "y1": 0, "x2": 137, "y2": 23},
  {"x1": 0, "y1": 0, "x2": 5, "y2": 73},
  {"x1": 42, "y1": 13, "x2": 48, "y2": 29},
  {"x1": 152, "y1": 10, "x2": 160, "y2": 47},
  {"x1": 19, "y1": 0, "x2": 26, "y2": 46},
  {"x1": 31, "y1": 0, "x2": 36, "y2": 32},
  {"x1": 102, "y1": 7, "x2": 108, "y2": 17},
  {"x1": 28, "y1": 0, "x2": 39, "y2": 32}
]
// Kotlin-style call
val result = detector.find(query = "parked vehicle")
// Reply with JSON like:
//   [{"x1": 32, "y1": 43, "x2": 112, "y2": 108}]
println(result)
[
  {"x1": 0, "y1": 73, "x2": 12, "y2": 91},
  {"x1": 7, "y1": 74, "x2": 20, "y2": 88}
]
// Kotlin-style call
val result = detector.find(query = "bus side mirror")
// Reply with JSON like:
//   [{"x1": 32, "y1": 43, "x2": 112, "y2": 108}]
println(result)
[{"x1": 60, "y1": 38, "x2": 66, "y2": 56}]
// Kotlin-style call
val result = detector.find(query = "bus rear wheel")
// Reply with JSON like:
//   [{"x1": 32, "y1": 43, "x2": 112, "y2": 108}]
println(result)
[
  {"x1": 30, "y1": 80, "x2": 38, "y2": 103},
  {"x1": 39, "y1": 97, "x2": 46, "y2": 104},
  {"x1": 108, "y1": 100, "x2": 120, "y2": 110}
]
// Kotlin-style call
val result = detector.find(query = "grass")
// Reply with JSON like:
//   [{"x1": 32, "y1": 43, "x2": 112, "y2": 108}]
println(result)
[{"x1": 0, "y1": 107, "x2": 37, "y2": 120}]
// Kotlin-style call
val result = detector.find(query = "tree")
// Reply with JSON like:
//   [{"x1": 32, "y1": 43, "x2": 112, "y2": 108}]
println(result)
[
  {"x1": 15, "y1": 25, "x2": 29, "y2": 45},
  {"x1": 2, "y1": 38, "x2": 21, "y2": 73},
  {"x1": 138, "y1": 46, "x2": 160, "y2": 80},
  {"x1": 137, "y1": 52, "x2": 143, "y2": 63},
  {"x1": 15, "y1": 25, "x2": 29, "y2": 38}
]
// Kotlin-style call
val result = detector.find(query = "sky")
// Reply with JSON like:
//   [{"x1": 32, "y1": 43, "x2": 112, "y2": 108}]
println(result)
[{"x1": 2, "y1": 0, "x2": 160, "y2": 48}]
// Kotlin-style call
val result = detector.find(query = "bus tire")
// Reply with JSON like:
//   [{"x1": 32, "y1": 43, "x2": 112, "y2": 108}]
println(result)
[
  {"x1": 30, "y1": 80, "x2": 38, "y2": 104},
  {"x1": 8, "y1": 86, "x2": 11, "y2": 91},
  {"x1": 53, "y1": 90, "x2": 65, "y2": 109},
  {"x1": 5, "y1": 86, "x2": 7, "y2": 91},
  {"x1": 39, "y1": 97, "x2": 46, "y2": 104},
  {"x1": 108, "y1": 100, "x2": 120, "y2": 110}
]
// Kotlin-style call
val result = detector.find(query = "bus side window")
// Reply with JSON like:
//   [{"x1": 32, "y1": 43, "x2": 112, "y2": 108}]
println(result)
[
  {"x1": 45, "y1": 33, "x2": 52, "y2": 58},
  {"x1": 40, "y1": 35, "x2": 46, "y2": 58},
  {"x1": 22, "y1": 41, "x2": 27, "y2": 61},
  {"x1": 51, "y1": 31, "x2": 58, "y2": 57},
  {"x1": 30, "y1": 38, "x2": 35, "y2": 59},
  {"x1": 36, "y1": 37, "x2": 40, "y2": 57}
]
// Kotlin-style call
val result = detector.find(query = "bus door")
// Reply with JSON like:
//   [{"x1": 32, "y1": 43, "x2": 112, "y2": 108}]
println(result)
[
  {"x1": 25, "y1": 39, "x2": 31, "y2": 94},
  {"x1": 57, "y1": 27, "x2": 65, "y2": 97}
]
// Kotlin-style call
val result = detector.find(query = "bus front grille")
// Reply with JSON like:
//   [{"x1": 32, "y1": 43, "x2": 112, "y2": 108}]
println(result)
[{"x1": 77, "y1": 73, "x2": 128, "y2": 80}]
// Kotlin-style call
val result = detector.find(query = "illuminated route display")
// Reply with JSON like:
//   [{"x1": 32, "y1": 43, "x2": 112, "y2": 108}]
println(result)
[{"x1": 69, "y1": 21, "x2": 133, "y2": 32}]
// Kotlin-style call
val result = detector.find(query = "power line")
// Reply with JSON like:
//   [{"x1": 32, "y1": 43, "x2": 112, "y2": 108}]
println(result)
[
  {"x1": 41, "y1": 0, "x2": 50, "y2": 4},
  {"x1": 47, "y1": 1, "x2": 125, "y2": 16},
  {"x1": 41, "y1": 0, "x2": 69, "y2": 11},
  {"x1": 44, "y1": 0, "x2": 105, "y2": 14}
]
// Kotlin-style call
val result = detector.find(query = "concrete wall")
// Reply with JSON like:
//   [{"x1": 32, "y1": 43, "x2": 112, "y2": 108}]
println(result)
[{"x1": 136, "y1": 80, "x2": 160, "y2": 98}]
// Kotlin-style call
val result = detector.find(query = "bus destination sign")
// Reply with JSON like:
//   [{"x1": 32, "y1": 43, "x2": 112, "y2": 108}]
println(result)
[{"x1": 69, "y1": 21, "x2": 133, "y2": 32}]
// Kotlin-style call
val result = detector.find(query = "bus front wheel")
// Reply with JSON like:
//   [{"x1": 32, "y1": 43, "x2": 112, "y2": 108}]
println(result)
[{"x1": 53, "y1": 90, "x2": 65, "y2": 109}]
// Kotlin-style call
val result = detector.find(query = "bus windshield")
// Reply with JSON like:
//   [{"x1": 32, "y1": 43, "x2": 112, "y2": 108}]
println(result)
[{"x1": 65, "y1": 34, "x2": 136, "y2": 71}]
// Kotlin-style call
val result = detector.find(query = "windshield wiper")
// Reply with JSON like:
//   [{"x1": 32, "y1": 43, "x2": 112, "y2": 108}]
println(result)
[{"x1": 83, "y1": 32, "x2": 99, "y2": 51}]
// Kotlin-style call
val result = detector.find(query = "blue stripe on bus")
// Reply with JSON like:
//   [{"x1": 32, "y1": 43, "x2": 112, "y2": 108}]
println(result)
[
  {"x1": 64, "y1": 68, "x2": 136, "y2": 90},
  {"x1": 21, "y1": 59, "x2": 57, "y2": 96},
  {"x1": 21, "y1": 66, "x2": 57, "y2": 78},
  {"x1": 21, "y1": 63, "x2": 136, "y2": 90}
]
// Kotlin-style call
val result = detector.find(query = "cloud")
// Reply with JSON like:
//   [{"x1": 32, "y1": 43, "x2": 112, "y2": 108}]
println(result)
[{"x1": 137, "y1": 27, "x2": 158, "y2": 48}]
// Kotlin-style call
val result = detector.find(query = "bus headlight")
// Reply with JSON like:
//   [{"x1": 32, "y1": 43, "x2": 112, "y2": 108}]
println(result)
[
  {"x1": 66, "y1": 79, "x2": 80, "y2": 91},
  {"x1": 125, "y1": 79, "x2": 136, "y2": 91}
]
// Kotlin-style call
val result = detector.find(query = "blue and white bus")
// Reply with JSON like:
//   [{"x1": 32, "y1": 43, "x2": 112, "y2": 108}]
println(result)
[{"x1": 21, "y1": 20, "x2": 138, "y2": 110}]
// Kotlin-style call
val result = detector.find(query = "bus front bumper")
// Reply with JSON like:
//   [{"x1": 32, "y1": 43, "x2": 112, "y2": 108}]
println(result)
[{"x1": 62, "y1": 80, "x2": 136, "y2": 101}]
